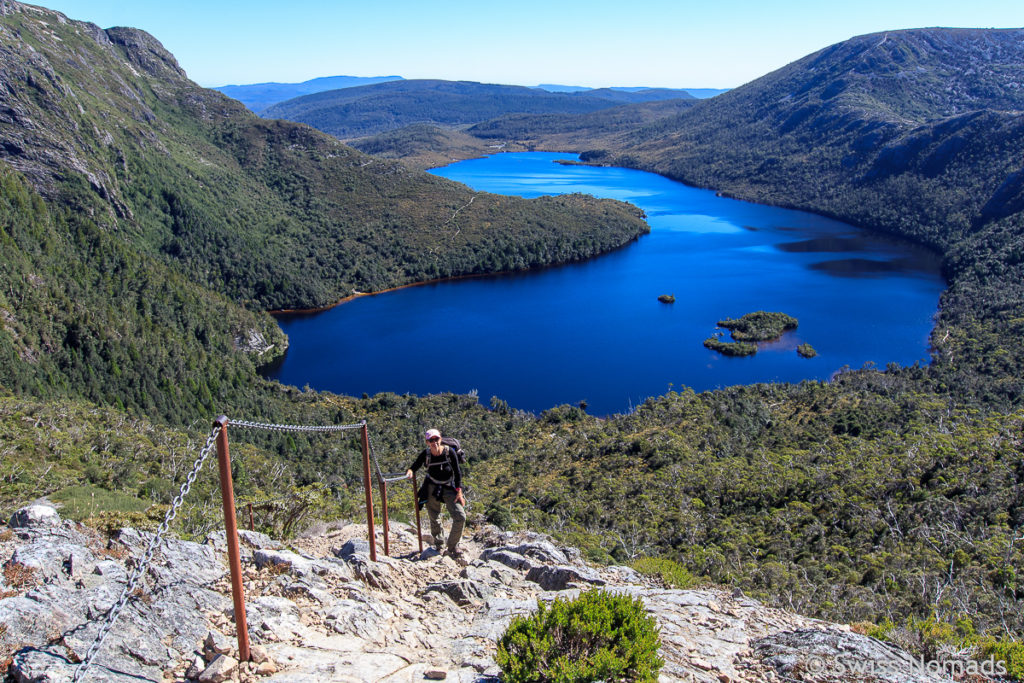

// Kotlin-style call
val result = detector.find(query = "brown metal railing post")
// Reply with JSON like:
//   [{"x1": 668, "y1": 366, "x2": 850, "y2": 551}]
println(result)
[
  {"x1": 412, "y1": 471, "x2": 423, "y2": 553},
  {"x1": 378, "y1": 479, "x2": 390, "y2": 557},
  {"x1": 214, "y1": 416, "x2": 251, "y2": 662},
  {"x1": 247, "y1": 503, "x2": 254, "y2": 531},
  {"x1": 360, "y1": 421, "x2": 377, "y2": 561}
]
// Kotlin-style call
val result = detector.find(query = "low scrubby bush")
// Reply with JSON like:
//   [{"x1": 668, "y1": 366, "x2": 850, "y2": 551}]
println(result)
[
  {"x1": 496, "y1": 589, "x2": 663, "y2": 682},
  {"x1": 980, "y1": 638, "x2": 1024, "y2": 681},
  {"x1": 631, "y1": 557, "x2": 698, "y2": 589}
]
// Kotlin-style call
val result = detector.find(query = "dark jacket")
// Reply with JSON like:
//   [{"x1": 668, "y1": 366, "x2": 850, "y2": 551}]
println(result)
[{"x1": 409, "y1": 445, "x2": 462, "y2": 505}]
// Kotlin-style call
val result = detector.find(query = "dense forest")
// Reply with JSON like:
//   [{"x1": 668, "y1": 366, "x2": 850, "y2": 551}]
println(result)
[{"x1": 1, "y1": 4, "x2": 1023, "y2": 667}]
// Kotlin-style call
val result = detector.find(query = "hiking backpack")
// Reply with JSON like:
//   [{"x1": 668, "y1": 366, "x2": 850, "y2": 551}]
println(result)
[{"x1": 440, "y1": 436, "x2": 467, "y2": 464}]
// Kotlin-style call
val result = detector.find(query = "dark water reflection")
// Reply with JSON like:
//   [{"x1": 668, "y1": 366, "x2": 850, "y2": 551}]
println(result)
[{"x1": 266, "y1": 153, "x2": 945, "y2": 415}]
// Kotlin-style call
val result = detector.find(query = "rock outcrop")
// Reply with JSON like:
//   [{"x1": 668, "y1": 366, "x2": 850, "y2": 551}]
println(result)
[{"x1": 1, "y1": 505, "x2": 956, "y2": 682}]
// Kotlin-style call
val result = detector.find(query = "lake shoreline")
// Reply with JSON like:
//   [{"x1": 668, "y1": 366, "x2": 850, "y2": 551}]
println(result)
[
  {"x1": 268, "y1": 152, "x2": 944, "y2": 415},
  {"x1": 268, "y1": 232, "x2": 646, "y2": 318}
]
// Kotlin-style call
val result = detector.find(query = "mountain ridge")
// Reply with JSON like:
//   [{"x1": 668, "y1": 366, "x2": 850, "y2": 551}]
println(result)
[
  {"x1": 260, "y1": 78, "x2": 696, "y2": 140},
  {"x1": 214, "y1": 75, "x2": 405, "y2": 113}
]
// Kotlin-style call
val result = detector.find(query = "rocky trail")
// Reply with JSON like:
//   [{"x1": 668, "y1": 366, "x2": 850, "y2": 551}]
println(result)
[{"x1": 1, "y1": 505, "x2": 955, "y2": 682}]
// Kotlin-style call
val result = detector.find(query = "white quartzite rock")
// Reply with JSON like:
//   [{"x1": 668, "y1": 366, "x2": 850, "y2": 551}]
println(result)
[{"x1": 8, "y1": 504, "x2": 60, "y2": 528}]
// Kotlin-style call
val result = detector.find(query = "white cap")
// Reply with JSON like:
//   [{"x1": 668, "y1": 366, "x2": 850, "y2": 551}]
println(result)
[{"x1": 424, "y1": 428, "x2": 441, "y2": 441}]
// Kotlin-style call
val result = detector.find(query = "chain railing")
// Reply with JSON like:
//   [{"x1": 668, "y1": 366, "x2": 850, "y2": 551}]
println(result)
[
  {"x1": 230, "y1": 419, "x2": 365, "y2": 433},
  {"x1": 72, "y1": 424, "x2": 222, "y2": 682},
  {"x1": 67, "y1": 414, "x2": 397, "y2": 682}
]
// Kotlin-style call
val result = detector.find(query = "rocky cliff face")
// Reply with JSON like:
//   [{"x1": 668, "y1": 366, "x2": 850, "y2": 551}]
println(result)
[{"x1": 1, "y1": 505, "x2": 955, "y2": 682}]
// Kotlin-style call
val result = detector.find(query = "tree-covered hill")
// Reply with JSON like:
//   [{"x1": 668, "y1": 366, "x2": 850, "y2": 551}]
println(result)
[
  {"x1": 0, "y1": 3, "x2": 649, "y2": 313},
  {"x1": 260, "y1": 78, "x2": 694, "y2": 140},
  {"x1": 467, "y1": 99, "x2": 698, "y2": 153}
]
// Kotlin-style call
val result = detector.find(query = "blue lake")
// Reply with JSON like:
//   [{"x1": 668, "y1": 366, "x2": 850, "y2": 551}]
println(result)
[{"x1": 266, "y1": 152, "x2": 945, "y2": 415}]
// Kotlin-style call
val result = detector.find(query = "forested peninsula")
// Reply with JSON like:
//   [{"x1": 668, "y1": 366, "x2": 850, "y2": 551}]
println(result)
[{"x1": 1, "y1": 4, "x2": 1023, "y2": 672}]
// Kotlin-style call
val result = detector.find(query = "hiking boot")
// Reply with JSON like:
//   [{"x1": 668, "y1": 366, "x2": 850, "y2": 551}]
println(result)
[{"x1": 446, "y1": 548, "x2": 465, "y2": 564}]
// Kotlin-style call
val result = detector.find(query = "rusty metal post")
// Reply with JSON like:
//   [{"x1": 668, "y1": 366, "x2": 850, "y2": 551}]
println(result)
[
  {"x1": 378, "y1": 478, "x2": 390, "y2": 557},
  {"x1": 247, "y1": 503, "x2": 254, "y2": 531},
  {"x1": 360, "y1": 421, "x2": 377, "y2": 561},
  {"x1": 214, "y1": 416, "x2": 251, "y2": 662},
  {"x1": 412, "y1": 471, "x2": 423, "y2": 553}
]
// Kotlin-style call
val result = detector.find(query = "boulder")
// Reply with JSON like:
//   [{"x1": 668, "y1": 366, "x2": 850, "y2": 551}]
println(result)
[
  {"x1": 462, "y1": 562, "x2": 520, "y2": 587},
  {"x1": 8, "y1": 504, "x2": 60, "y2": 529},
  {"x1": 754, "y1": 628, "x2": 951, "y2": 682},
  {"x1": 479, "y1": 548, "x2": 535, "y2": 571},
  {"x1": 324, "y1": 596, "x2": 393, "y2": 639},
  {"x1": 333, "y1": 538, "x2": 370, "y2": 558},
  {"x1": 254, "y1": 548, "x2": 316, "y2": 576},
  {"x1": 525, "y1": 564, "x2": 606, "y2": 591},
  {"x1": 205, "y1": 529, "x2": 281, "y2": 560},
  {"x1": 112, "y1": 528, "x2": 224, "y2": 587},
  {"x1": 422, "y1": 579, "x2": 493, "y2": 606},
  {"x1": 507, "y1": 541, "x2": 568, "y2": 565},
  {"x1": 10, "y1": 538, "x2": 96, "y2": 582}
]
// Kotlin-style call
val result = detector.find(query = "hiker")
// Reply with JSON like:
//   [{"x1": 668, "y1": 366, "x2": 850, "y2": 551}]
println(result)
[{"x1": 406, "y1": 428, "x2": 466, "y2": 558}]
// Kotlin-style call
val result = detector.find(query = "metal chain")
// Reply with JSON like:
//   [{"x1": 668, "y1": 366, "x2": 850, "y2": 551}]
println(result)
[
  {"x1": 230, "y1": 419, "x2": 364, "y2": 433},
  {"x1": 72, "y1": 425, "x2": 222, "y2": 682},
  {"x1": 365, "y1": 424, "x2": 387, "y2": 483}
]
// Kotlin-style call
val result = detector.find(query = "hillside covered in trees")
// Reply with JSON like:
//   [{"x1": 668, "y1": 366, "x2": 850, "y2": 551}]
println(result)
[
  {"x1": 1, "y1": 4, "x2": 1023, "y2": 665},
  {"x1": 261, "y1": 79, "x2": 695, "y2": 140}
]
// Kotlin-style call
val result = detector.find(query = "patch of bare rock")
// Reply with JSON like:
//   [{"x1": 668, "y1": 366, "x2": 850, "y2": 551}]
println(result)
[{"x1": 1, "y1": 504, "x2": 957, "y2": 682}]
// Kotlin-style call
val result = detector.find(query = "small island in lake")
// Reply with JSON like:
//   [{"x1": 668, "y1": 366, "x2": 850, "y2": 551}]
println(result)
[
  {"x1": 797, "y1": 343, "x2": 818, "y2": 358},
  {"x1": 658, "y1": 294, "x2": 676, "y2": 304},
  {"x1": 704, "y1": 336, "x2": 758, "y2": 356},
  {"x1": 705, "y1": 310, "x2": 800, "y2": 357},
  {"x1": 718, "y1": 311, "x2": 799, "y2": 341}
]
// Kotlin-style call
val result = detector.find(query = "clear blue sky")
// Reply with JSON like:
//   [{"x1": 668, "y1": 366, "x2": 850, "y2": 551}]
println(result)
[{"x1": 35, "y1": 0, "x2": 1024, "y2": 89}]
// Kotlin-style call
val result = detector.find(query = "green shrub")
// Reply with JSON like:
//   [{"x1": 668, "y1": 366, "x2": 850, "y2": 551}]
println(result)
[
  {"x1": 631, "y1": 557, "x2": 698, "y2": 589},
  {"x1": 980, "y1": 638, "x2": 1024, "y2": 681},
  {"x1": 496, "y1": 589, "x2": 663, "y2": 682}
]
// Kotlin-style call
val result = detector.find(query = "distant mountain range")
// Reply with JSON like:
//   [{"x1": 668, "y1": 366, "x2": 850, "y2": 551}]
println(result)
[
  {"x1": 536, "y1": 84, "x2": 728, "y2": 98},
  {"x1": 214, "y1": 75, "x2": 719, "y2": 114},
  {"x1": 259, "y1": 79, "x2": 697, "y2": 139},
  {"x1": 213, "y1": 75, "x2": 404, "y2": 112}
]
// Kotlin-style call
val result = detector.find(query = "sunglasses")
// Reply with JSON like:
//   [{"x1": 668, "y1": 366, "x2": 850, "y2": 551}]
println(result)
[{"x1": 428, "y1": 437, "x2": 441, "y2": 443}]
